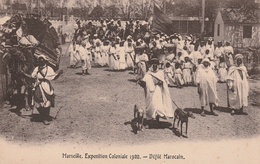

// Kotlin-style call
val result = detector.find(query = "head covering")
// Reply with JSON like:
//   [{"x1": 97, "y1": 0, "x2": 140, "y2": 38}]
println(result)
[
  {"x1": 234, "y1": 54, "x2": 244, "y2": 66},
  {"x1": 235, "y1": 54, "x2": 243, "y2": 60},
  {"x1": 202, "y1": 58, "x2": 210, "y2": 64},
  {"x1": 149, "y1": 58, "x2": 159, "y2": 65},
  {"x1": 225, "y1": 41, "x2": 231, "y2": 46},
  {"x1": 186, "y1": 36, "x2": 192, "y2": 41},
  {"x1": 37, "y1": 54, "x2": 48, "y2": 60}
]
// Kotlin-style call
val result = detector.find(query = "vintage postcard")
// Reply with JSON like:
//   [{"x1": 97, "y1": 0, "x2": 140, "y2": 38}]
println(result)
[{"x1": 0, "y1": 0, "x2": 260, "y2": 163}]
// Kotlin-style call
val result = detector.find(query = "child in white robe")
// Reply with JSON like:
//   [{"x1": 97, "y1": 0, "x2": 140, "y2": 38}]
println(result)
[
  {"x1": 218, "y1": 60, "x2": 227, "y2": 82},
  {"x1": 182, "y1": 57, "x2": 193, "y2": 85},
  {"x1": 164, "y1": 62, "x2": 175, "y2": 87},
  {"x1": 174, "y1": 63, "x2": 184, "y2": 88}
]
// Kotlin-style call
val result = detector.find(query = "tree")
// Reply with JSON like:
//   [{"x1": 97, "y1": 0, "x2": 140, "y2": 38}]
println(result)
[{"x1": 89, "y1": 5, "x2": 104, "y2": 18}]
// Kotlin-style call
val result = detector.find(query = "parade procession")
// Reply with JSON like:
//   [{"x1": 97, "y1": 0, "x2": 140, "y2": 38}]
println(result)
[{"x1": 0, "y1": 0, "x2": 260, "y2": 145}]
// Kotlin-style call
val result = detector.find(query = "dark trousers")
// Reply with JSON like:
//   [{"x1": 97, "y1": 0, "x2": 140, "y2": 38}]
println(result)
[{"x1": 37, "y1": 107, "x2": 51, "y2": 121}]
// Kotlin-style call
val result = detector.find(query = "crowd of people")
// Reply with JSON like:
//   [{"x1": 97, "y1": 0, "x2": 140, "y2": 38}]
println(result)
[{"x1": 66, "y1": 18, "x2": 249, "y2": 119}]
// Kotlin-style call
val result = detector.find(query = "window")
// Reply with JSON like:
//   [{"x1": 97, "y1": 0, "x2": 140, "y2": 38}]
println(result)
[
  {"x1": 217, "y1": 24, "x2": 220, "y2": 36},
  {"x1": 243, "y1": 26, "x2": 252, "y2": 38}
]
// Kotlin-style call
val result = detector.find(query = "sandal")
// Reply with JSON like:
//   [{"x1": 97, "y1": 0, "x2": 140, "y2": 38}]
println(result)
[{"x1": 231, "y1": 110, "x2": 235, "y2": 115}]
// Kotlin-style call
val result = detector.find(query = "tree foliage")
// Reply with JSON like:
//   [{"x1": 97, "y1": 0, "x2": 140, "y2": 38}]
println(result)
[{"x1": 4, "y1": 0, "x2": 258, "y2": 20}]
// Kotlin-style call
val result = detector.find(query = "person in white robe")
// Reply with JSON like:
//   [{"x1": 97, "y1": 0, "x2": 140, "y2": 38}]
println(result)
[
  {"x1": 198, "y1": 41, "x2": 207, "y2": 57},
  {"x1": 94, "y1": 42, "x2": 105, "y2": 67},
  {"x1": 101, "y1": 41, "x2": 110, "y2": 66},
  {"x1": 117, "y1": 41, "x2": 127, "y2": 70},
  {"x1": 67, "y1": 42, "x2": 80, "y2": 68},
  {"x1": 78, "y1": 41, "x2": 91, "y2": 75},
  {"x1": 196, "y1": 58, "x2": 219, "y2": 116},
  {"x1": 206, "y1": 37, "x2": 214, "y2": 57},
  {"x1": 182, "y1": 57, "x2": 193, "y2": 85},
  {"x1": 164, "y1": 62, "x2": 175, "y2": 87},
  {"x1": 125, "y1": 41, "x2": 135, "y2": 68},
  {"x1": 224, "y1": 42, "x2": 234, "y2": 68},
  {"x1": 214, "y1": 41, "x2": 224, "y2": 71},
  {"x1": 174, "y1": 63, "x2": 184, "y2": 88},
  {"x1": 191, "y1": 46, "x2": 202, "y2": 66},
  {"x1": 141, "y1": 58, "x2": 174, "y2": 121},
  {"x1": 135, "y1": 48, "x2": 148, "y2": 81},
  {"x1": 109, "y1": 43, "x2": 119, "y2": 70},
  {"x1": 218, "y1": 57, "x2": 227, "y2": 82},
  {"x1": 193, "y1": 58, "x2": 203, "y2": 86},
  {"x1": 226, "y1": 54, "x2": 249, "y2": 115}
]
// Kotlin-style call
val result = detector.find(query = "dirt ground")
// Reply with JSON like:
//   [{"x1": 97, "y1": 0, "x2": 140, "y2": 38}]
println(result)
[{"x1": 0, "y1": 43, "x2": 260, "y2": 146}]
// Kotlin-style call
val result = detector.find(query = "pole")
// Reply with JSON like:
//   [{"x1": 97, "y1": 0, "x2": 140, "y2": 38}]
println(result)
[
  {"x1": 37, "y1": 0, "x2": 40, "y2": 15},
  {"x1": 10, "y1": 0, "x2": 13, "y2": 16},
  {"x1": 163, "y1": 0, "x2": 166, "y2": 13},
  {"x1": 201, "y1": 0, "x2": 205, "y2": 34}
]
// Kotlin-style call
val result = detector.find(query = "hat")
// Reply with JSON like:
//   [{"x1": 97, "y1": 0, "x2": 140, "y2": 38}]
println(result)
[
  {"x1": 235, "y1": 54, "x2": 243, "y2": 60},
  {"x1": 37, "y1": 54, "x2": 48, "y2": 61},
  {"x1": 186, "y1": 36, "x2": 192, "y2": 41},
  {"x1": 149, "y1": 58, "x2": 159, "y2": 65},
  {"x1": 208, "y1": 37, "x2": 213, "y2": 41},
  {"x1": 202, "y1": 58, "x2": 210, "y2": 64}
]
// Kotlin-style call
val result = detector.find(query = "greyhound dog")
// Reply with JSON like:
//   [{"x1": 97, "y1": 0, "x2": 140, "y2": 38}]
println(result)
[
  {"x1": 173, "y1": 108, "x2": 195, "y2": 137},
  {"x1": 133, "y1": 104, "x2": 144, "y2": 134}
]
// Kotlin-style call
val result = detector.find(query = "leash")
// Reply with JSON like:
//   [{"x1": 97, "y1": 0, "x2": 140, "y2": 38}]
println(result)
[
  {"x1": 148, "y1": 72, "x2": 181, "y2": 109},
  {"x1": 53, "y1": 106, "x2": 63, "y2": 120},
  {"x1": 171, "y1": 99, "x2": 180, "y2": 109}
]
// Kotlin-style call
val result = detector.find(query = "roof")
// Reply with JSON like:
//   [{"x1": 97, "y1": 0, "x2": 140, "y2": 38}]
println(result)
[
  {"x1": 169, "y1": 16, "x2": 201, "y2": 21},
  {"x1": 220, "y1": 8, "x2": 260, "y2": 24}
]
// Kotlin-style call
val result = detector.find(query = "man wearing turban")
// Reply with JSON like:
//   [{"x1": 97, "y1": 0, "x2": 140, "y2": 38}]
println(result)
[{"x1": 227, "y1": 54, "x2": 249, "y2": 115}]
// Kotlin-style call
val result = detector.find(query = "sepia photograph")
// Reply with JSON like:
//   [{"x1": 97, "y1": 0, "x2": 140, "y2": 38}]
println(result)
[{"x1": 0, "y1": 0, "x2": 259, "y2": 163}]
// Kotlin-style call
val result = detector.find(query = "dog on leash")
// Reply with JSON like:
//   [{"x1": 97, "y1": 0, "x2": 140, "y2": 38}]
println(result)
[
  {"x1": 132, "y1": 104, "x2": 144, "y2": 134},
  {"x1": 173, "y1": 108, "x2": 195, "y2": 137}
]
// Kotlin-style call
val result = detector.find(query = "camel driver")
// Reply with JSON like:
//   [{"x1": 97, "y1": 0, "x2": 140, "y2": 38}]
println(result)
[
  {"x1": 141, "y1": 58, "x2": 174, "y2": 122},
  {"x1": 23, "y1": 55, "x2": 63, "y2": 125},
  {"x1": 227, "y1": 54, "x2": 249, "y2": 115}
]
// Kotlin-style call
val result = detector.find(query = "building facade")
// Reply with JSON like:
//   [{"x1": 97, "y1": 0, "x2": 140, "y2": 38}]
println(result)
[{"x1": 214, "y1": 8, "x2": 260, "y2": 48}]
